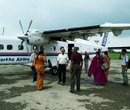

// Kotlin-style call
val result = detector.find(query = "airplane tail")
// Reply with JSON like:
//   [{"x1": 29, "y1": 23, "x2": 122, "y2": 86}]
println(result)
[
  {"x1": 101, "y1": 32, "x2": 114, "y2": 47},
  {"x1": 89, "y1": 32, "x2": 114, "y2": 48}
]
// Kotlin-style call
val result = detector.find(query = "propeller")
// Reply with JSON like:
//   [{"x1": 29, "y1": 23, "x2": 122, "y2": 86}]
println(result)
[
  {"x1": 19, "y1": 20, "x2": 24, "y2": 34},
  {"x1": 18, "y1": 20, "x2": 33, "y2": 56}
]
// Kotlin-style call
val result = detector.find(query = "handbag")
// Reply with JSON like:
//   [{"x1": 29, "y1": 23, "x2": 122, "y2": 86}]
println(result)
[
  {"x1": 101, "y1": 63, "x2": 109, "y2": 71},
  {"x1": 40, "y1": 71, "x2": 45, "y2": 76}
]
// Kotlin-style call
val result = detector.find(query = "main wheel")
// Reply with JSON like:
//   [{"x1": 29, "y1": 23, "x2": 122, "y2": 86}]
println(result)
[{"x1": 50, "y1": 66, "x2": 58, "y2": 75}]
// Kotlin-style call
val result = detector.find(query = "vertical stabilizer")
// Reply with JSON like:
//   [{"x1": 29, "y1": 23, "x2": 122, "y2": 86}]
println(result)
[
  {"x1": 88, "y1": 32, "x2": 114, "y2": 48},
  {"x1": 101, "y1": 32, "x2": 114, "y2": 47},
  {"x1": 101, "y1": 32, "x2": 108, "y2": 47}
]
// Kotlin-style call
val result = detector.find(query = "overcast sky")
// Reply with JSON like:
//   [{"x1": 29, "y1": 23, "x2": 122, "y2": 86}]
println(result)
[{"x1": 0, "y1": 0, "x2": 130, "y2": 46}]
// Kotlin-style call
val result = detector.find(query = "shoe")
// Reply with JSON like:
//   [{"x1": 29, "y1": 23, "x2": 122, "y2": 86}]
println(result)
[
  {"x1": 63, "y1": 83, "x2": 65, "y2": 86},
  {"x1": 57, "y1": 81, "x2": 60, "y2": 84},
  {"x1": 69, "y1": 91, "x2": 74, "y2": 93},
  {"x1": 33, "y1": 81, "x2": 37, "y2": 83},
  {"x1": 123, "y1": 83, "x2": 128, "y2": 86}
]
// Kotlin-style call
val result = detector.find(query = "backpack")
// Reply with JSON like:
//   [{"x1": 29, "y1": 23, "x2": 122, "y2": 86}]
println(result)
[
  {"x1": 128, "y1": 59, "x2": 130, "y2": 68},
  {"x1": 125, "y1": 55, "x2": 130, "y2": 68}
]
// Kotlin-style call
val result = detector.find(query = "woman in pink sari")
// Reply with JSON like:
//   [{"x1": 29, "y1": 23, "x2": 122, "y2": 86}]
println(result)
[{"x1": 88, "y1": 51, "x2": 107, "y2": 84}]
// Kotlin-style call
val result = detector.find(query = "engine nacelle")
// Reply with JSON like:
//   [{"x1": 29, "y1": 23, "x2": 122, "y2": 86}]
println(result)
[
  {"x1": 28, "y1": 35, "x2": 50, "y2": 45},
  {"x1": 112, "y1": 29, "x2": 123, "y2": 36}
]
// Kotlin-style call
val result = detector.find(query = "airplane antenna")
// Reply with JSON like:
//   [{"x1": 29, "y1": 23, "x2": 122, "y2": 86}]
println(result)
[{"x1": 2, "y1": 27, "x2": 4, "y2": 36}]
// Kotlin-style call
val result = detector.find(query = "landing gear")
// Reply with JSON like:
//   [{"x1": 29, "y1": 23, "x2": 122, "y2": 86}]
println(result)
[{"x1": 50, "y1": 66, "x2": 58, "y2": 75}]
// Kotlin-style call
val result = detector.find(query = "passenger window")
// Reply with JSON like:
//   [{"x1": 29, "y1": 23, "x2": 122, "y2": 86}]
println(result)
[
  {"x1": 51, "y1": 46, "x2": 56, "y2": 51},
  {"x1": 33, "y1": 46, "x2": 38, "y2": 50},
  {"x1": 75, "y1": 47, "x2": 79, "y2": 51},
  {"x1": 40, "y1": 46, "x2": 44, "y2": 51},
  {"x1": 60, "y1": 46, "x2": 64, "y2": 50},
  {"x1": 0, "y1": 44, "x2": 4, "y2": 50},
  {"x1": 18, "y1": 45, "x2": 24, "y2": 50},
  {"x1": 7, "y1": 45, "x2": 13, "y2": 50}
]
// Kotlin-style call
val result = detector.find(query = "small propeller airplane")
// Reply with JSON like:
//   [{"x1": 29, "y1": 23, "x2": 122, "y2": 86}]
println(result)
[{"x1": 0, "y1": 20, "x2": 130, "y2": 74}]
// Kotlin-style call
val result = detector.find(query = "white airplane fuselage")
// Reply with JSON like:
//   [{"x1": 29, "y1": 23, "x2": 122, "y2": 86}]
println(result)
[{"x1": 0, "y1": 35, "x2": 108, "y2": 66}]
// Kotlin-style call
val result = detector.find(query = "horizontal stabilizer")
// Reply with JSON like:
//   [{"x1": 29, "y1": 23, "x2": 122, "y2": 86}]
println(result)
[{"x1": 108, "y1": 46, "x2": 130, "y2": 49}]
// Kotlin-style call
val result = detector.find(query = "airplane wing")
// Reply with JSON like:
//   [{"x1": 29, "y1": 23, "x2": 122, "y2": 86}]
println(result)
[{"x1": 42, "y1": 23, "x2": 130, "y2": 41}]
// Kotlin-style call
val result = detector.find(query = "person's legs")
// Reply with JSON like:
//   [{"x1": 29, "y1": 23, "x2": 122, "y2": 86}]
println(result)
[
  {"x1": 62, "y1": 65, "x2": 66, "y2": 84},
  {"x1": 86, "y1": 61, "x2": 88, "y2": 73},
  {"x1": 122, "y1": 65, "x2": 125, "y2": 83},
  {"x1": 84, "y1": 61, "x2": 86, "y2": 70},
  {"x1": 76, "y1": 65, "x2": 81, "y2": 91},
  {"x1": 70, "y1": 65, "x2": 76, "y2": 92},
  {"x1": 122, "y1": 65, "x2": 128, "y2": 85},
  {"x1": 58, "y1": 65, "x2": 62, "y2": 83},
  {"x1": 37, "y1": 74, "x2": 44, "y2": 90},
  {"x1": 32, "y1": 66, "x2": 37, "y2": 82}
]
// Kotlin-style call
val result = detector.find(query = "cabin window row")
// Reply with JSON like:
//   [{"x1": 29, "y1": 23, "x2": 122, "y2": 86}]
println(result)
[
  {"x1": 0, "y1": 44, "x2": 24, "y2": 50},
  {"x1": 51, "y1": 46, "x2": 64, "y2": 51},
  {"x1": 0, "y1": 44, "x2": 65, "y2": 51}
]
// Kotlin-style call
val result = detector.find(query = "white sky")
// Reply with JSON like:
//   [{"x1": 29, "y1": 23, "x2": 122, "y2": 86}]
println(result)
[{"x1": 0, "y1": 0, "x2": 130, "y2": 46}]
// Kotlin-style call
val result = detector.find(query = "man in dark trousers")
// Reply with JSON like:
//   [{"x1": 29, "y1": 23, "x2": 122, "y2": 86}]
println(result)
[
  {"x1": 69, "y1": 47, "x2": 83, "y2": 93},
  {"x1": 57, "y1": 49, "x2": 69, "y2": 86},
  {"x1": 119, "y1": 49, "x2": 129, "y2": 86},
  {"x1": 84, "y1": 51, "x2": 90, "y2": 73}
]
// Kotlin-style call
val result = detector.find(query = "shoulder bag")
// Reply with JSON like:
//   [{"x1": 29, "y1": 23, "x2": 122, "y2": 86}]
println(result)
[{"x1": 101, "y1": 63, "x2": 109, "y2": 71}]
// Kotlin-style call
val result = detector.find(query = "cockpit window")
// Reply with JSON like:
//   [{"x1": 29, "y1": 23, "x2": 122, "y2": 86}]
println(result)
[
  {"x1": 33, "y1": 46, "x2": 38, "y2": 50},
  {"x1": 60, "y1": 46, "x2": 64, "y2": 50},
  {"x1": 18, "y1": 45, "x2": 24, "y2": 50},
  {"x1": 75, "y1": 47, "x2": 79, "y2": 51},
  {"x1": 0, "y1": 44, "x2": 4, "y2": 50},
  {"x1": 7, "y1": 45, "x2": 13, "y2": 50},
  {"x1": 40, "y1": 46, "x2": 44, "y2": 51},
  {"x1": 51, "y1": 46, "x2": 56, "y2": 51}
]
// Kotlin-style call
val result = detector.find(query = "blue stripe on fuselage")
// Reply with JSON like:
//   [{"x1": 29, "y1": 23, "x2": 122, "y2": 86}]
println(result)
[{"x1": 102, "y1": 32, "x2": 108, "y2": 47}]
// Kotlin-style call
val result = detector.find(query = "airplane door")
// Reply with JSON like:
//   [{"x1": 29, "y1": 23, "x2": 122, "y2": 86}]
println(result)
[{"x1": 68, "y1": 44, "x2": 74, "y2": 60}]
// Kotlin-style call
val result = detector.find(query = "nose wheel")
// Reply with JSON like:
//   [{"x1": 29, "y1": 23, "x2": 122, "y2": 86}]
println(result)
[{"x1": 50, "y1": 66, "x2": 58, "y2": 75}]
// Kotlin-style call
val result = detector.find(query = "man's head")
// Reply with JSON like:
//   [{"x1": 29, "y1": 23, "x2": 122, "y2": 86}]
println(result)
[
  {"x1": 34, "y1": 49, "x2": 38, "y2": 54},
  {"x1": 122, "y1": 49, "x2": 127, "y2": 55},
  {"x1": 61, "y1": 48, "x2": 65, "y2": 54},
  {"x1": 72, "y1": 47, "x2": 77, "y2": 53},
  {"x1": 85, "y1": 51, "x2": 87, "y2": 54},
  {"x1": 98, "y1": 49, "x2": 101, "y2": 53}
]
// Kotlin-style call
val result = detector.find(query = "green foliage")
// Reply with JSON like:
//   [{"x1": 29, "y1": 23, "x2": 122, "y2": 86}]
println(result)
[{"x1": 108, "y1": 53, "x2": 130, "y2": 59}]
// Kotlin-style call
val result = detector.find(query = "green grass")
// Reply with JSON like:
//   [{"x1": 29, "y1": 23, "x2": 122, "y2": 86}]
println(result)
[{"x1": 108, "y1": 53, "x2": 130, "y2": 59}]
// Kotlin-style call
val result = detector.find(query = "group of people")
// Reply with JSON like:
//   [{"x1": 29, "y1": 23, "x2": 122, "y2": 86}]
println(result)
[
  {"x1": 30, "y1": 47, "x2": 129, "y2": 91},
  {"x1": 88, "y1": 49, "x2": 110, "y2": 85},
  {"x1": 88, "y1": 48, "x2": 129, "y2": 86},
  {"x1": 57, "y1": 47, "x2": 83, "y2": 93}
]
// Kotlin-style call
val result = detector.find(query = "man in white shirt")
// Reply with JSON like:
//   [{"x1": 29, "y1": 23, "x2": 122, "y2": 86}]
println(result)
[
  {"x1": 119, "y1": 49, "x2": 129, "y2": 86},
  {"x1": 57, "y1": 48, "x2": 69, "y2": 86}
]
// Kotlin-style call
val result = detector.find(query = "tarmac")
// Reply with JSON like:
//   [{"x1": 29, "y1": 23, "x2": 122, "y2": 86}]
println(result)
[{"x1": 0, "y1": 60, "x2": 130, "y2": 110}]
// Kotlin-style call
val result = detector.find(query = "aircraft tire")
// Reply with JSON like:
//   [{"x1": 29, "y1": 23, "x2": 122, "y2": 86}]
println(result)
[{"x1": 50, "y1": 66, "x2": 58, "y2": 75}]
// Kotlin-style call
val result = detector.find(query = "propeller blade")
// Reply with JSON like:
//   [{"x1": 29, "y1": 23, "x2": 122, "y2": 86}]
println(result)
[
  {"x1": 19, "y1": 20, "x2": 24, "y2": 34},
  {"x1": 25, "y1": 39, "x2": 30, "y2": 56},
  {"x1": 2, "y1": 27, "x2": 4, "y2": 36},
  {"x1": 18, "y1": 40, "x2": 24, "y2": 51},
  {"x1": 26, "y1": 20, "x2": 33, "y2": 33}
]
